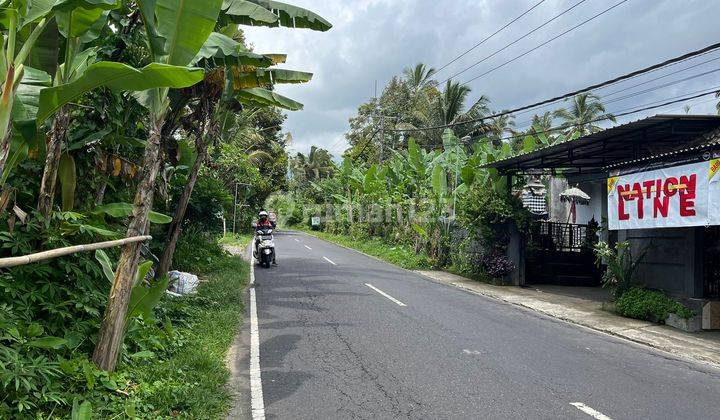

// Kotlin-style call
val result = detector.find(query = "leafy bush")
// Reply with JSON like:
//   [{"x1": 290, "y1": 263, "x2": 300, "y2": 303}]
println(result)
[
  {"x1": 616, "y1": 287, "x2": 696, "y2": 322},
  {"x1": 0, "y1": 215, "x2": 242, "y2": 417},
  {"x1": 481, "y1": 251, "x2": 516, "y2": 279},
  {"x1": 594, "y1": 241, "x2": 647, "y2": 299},
  {"x1": 171, "y1": 226, "x2": 229, "y2": 273},
  {"x1": 458, "y1": 187, "x2": 531, "y2": 249}
]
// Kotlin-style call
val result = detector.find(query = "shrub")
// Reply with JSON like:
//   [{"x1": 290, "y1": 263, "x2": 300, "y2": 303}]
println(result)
[
  {"x1": 458, "y1": 187, "x2": 531, "y2": 249},
  {"x1": 616, "y1": 287, "x2": 696, "y2": 322},
  {"x1": 170, "y1": 226, "x2": 229, "y2": 273},
  {"x1": 594, "y1": 241, "x2": 647, "y2": 299},
  {"x1": 481, "y1": 251, "x2": 516, "y2": 279}
]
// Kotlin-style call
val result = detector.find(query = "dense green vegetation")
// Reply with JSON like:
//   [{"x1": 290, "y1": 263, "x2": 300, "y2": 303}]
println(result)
[
  {"x1": 617, "y1": 287, "x2": 695, "y2": 322},
  {"x1": 273, "y1": 64, "x2": 617, "y2": 282},
  {"x1": 0, "y1": 0, "x2": 330, "y2": 416},
  {"x1": 298, "y1": 226, "x2": 432, "y2": 270},
  {"x1": 1, "y1": 232, "x2": 247, "y2": 417}
]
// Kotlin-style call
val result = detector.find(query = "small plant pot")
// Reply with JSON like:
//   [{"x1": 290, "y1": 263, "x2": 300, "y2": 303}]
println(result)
[{"x1": 665, "y1": 313, "x2": 702, "y2": 332}]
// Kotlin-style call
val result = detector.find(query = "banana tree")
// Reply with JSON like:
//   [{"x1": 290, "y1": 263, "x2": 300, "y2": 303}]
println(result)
[
  {"x1": 36, "y1": 0, "x2": 119, "y2": 217},
  {"x1": 91, "y1": 0, "x2": 222, "y2": 372},
  {"x1": 0, "y1": 0, "x2": 56, "y2": 179},
  {"x1": 155, "y1": 1, "x2": 329, "y2": 278},
  {"x1": 154, "y1": 26, "x2": 312, "y2": 277}
]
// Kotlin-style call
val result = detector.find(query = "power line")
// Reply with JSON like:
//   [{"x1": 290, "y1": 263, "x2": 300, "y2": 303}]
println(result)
[
  {"x1": 434, "y1": 0, "x2": 548, "y2": 75},
  {"x1": 463, "y1": 0, "x2": 631, "y2": 85},
  {"x1": 510, "y1": 84, "x2": 720, "y2": 134},
  {"x1": 601, "y1": 67, "x2": 720, "y2": 106},
  {"x1": 486, "y1": 50, "x2": 720, "y2": 122},
  {"x1": 421, "y1": 86, "x2": 720, "y2": 149},
  {"x1": 441, "y1": 0, "x2": 590, "y2": 85},
  {"x1": 387, "y1": 40, "x2": 720, "y2": 133},
  {"x1": 603, "y1": 54, "x2": 720, "y2": 97},
  {"x1": 487, "y1": 88, "x2": 720, "y2": 144},
  {"x1": 350, "y1": 125, "x2": 383, "y2": 162}
]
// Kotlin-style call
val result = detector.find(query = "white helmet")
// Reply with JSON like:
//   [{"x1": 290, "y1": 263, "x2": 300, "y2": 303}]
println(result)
[{"x1": 259, "y1": 211, "x2": 269, "y2": 217}]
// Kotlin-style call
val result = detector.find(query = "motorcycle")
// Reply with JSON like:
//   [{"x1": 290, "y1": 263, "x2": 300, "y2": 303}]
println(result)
[{"x1": 254, "y1": 227, "x2": 275, "y2": 268}]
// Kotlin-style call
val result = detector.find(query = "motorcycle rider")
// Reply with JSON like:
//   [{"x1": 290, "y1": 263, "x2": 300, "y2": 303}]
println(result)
[{"x1": 255, "y1": 211, "x2": 276, "y2": 264}]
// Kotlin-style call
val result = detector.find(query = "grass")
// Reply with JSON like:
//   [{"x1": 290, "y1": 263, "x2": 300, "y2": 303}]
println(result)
[
  {"x1": 218, "y1": 232, "x2": 253, "y2": 248},
  {"x1": 104, "y1": 252, "x2": 249, "y2": 418},
  {"x1": 294, "y1": 225, "x2": 432, "y2": 270}
]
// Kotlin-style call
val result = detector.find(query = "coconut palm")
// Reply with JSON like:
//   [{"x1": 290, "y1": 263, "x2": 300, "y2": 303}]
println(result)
[
  {"x1": 437, "y1": 80, "x2": 472, "y2": 125},
  {"x1": 305, "y1": 146, "x2": 335, "y2": 179},
  {"x1": 553, "y1": 92, "x2": 616, "y2": 137},
  {"x1": 403, "y1": 63, "x2": 437, "y2": 91},
  {"x1": 485, "y1": 112, "x2": 516, "y2": 147},
  {"x1": 530, "y1": 111, "x2": 554, "y2": 133}
]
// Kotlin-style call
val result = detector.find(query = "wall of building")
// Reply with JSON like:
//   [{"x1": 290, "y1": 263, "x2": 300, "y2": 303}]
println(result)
[
  {"x1": 574, "y1": 181, "x2": 604, "y2": 225},
  {"x1": 618, "y1": 227, "x2": 702, "y2": 299}
]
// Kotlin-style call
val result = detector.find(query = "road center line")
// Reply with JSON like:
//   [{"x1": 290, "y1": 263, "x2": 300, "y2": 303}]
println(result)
[
  {"x1": 304, "y1": 245, "x2": 312, "y2": 250},
  {"x1": 323, "y1": 256, "x2": 337, "y2": 265},
  {"x1": 570, "y1": 403, "x2": 612, "y2": 420},
  {"x1": 247, "y1": 246, "x2": 265, "y2": 419},
  {"x1": 294, "y1": 238, "x2": 300, "y2": 242},
  {"x1": 365, "y1": 283, "x2": 407, "y2": 307}
]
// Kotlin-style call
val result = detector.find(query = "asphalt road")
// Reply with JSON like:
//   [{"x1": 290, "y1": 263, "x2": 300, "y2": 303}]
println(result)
[{"x1": 250, "y1": 230, "x2": 720, "y2": 420}]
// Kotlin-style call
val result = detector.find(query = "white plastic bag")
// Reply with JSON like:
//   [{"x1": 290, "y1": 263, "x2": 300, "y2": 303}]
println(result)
[{"x1": 168, "y1": 270, "x2": 200, "y2": 295}]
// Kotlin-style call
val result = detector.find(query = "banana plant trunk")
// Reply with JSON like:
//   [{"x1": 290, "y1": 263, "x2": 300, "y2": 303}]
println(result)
[
  {"x1": 0, "y1": 65, "x2": 17, "y2": 179},
  {"x1": 92, "y1": 117, "x2": 166, "y2": 372},
  {"x1": 0, "y1": 122, "x2": 13, "y2": 179},
  {"x1": 155, "y1": 135, "x2": 209, "y2": 278},
  {"x1": 37, "y1": 106, "x2": 70, "y2": 217}
]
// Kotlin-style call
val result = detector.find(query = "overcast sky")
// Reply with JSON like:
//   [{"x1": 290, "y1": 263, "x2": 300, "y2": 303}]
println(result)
[{"x1": 243, "y1": 0, "x2": 720, "y2": 158}]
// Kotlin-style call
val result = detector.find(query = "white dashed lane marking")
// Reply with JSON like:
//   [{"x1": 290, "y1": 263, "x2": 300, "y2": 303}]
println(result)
[
  {"x1": 570, "y1": 403, "x2": 612, "y2": 420},
  {"x1": 365, "y1": 283, "x2": 407, "y2": 307}
]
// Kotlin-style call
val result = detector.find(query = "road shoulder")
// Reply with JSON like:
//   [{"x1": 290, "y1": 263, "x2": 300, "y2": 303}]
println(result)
[{"x1": 416, "y1": 269, "x2": 720, "y2": 369}]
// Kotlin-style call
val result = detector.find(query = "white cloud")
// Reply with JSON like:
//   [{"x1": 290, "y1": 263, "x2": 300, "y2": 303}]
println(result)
[{"x1": 243, "y1": 0, "x2": 720, "y2": 154}]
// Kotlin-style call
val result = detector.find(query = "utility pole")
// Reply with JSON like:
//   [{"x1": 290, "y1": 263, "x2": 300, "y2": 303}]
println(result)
[
  {"x1": 379, "y1": 114, "x2": 385, "y2": 163},
  {"x1": 232, "y1": 183, "x2": 238, "y2": 235},
  {"x1": 232, "y1": 182, "x2": 252, "y2": 235}
]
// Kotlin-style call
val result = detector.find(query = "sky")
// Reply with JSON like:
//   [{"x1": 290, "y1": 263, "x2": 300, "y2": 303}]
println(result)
[{"x1": 243, "y1": 0, "x2": 720, "y2": 158}]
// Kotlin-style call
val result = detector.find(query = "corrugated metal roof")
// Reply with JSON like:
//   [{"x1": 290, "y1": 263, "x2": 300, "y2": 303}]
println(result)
[{"x1": 483, "y1": 115, "x2": 720, "y2": 174}]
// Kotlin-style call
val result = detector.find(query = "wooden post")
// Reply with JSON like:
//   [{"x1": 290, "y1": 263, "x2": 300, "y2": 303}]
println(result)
[{"x1": 0, "y1": 236, "x2": 151, "y2": 268}]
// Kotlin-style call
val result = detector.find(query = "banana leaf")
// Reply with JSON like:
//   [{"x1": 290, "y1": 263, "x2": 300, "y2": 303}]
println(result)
[
  {"x1": 235, "y1": 87, "x2": 303, "y2": 110},
  {"x1": 37, "y1": 62, "x2": 205, "y2": 124}
]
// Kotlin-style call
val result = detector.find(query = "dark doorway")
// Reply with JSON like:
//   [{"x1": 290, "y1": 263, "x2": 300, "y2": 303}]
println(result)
[
  {"x1": 703, "y1": 226, "x2": 720, "y2": 299},
  {"x1": 525, "y1": 221, "x2": 602, "y2": 286}
]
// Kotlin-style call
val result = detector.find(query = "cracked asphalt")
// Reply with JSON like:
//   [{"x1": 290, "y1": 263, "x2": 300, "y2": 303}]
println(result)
[{"x1": 251, "y1": 230, "x2": 720, "y2": 419}]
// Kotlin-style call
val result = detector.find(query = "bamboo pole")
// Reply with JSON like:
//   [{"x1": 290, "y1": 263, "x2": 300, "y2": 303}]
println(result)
[{"x1": 0, "y1": 235, "x2": 152, "y2": 268}]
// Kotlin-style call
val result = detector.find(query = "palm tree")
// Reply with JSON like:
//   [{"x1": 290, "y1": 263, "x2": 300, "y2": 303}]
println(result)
[
  {"x1": 403, "y1": 63, "x2": 437, "y2": 91},
  {"x1": 486, "y1": 112, "x2": 517, "y2": 147},
  {"x1": 553, "y1": 92, "x2": 616, "y2": 137},
  {"x1": 305, "y1": 146, "x2": 335, "y2": 179},
  {"x1": 530, "y1": 111, "x2": 553, "y2": 133},
  {"x1": 437, "y1": 80, "x2": 472, "y2": 125}
]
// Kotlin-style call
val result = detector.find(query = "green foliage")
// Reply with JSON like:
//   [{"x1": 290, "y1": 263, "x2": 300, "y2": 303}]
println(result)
[
  {"x1": 301, "y1": 227, "x2": 432, "y2": 270},
  {"x1": 171, "y1": 226, "x2": 229, "y2": 273},
  {"x1": 458, "y1": 186, "x2": 530, "y2": 249},
  {"x1": 594, "y1": 241, "x2": 648, "y2": 299},
  {"x1": 0, "y1": 224, "x2": 246, "y2": 417},
  {"x1": 616, "y1": 287, "x2": 696, "y2": 322}
]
